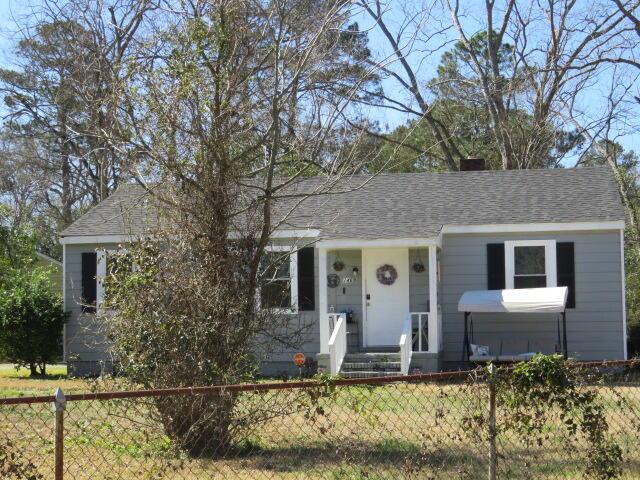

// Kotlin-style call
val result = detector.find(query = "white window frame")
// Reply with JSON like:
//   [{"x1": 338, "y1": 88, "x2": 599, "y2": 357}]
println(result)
[
  {"x1": 96, "y1": 249, "x2": 118, "y2": 311},
  {"x1": 259, "y1": 245, "x2": 298, "y2": 313},
  {"x1": 505, "y1": 240, "x2": 557, "y2": 289},
  {"x1": 96, "y1": 250, "x2": 107, "y2": 309}
]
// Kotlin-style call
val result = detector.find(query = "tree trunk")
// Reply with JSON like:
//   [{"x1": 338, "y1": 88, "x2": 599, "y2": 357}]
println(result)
[
  {"x1": 156, "y1": 394, "x2": 236, "y2": 457},
  {"x1": 60, "y1": 110, "x2": 73, "y2": 227}
]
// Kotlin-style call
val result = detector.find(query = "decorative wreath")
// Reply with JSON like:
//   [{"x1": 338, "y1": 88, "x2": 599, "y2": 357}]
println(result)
[
  {"x1": 376, "y1": 264, "x2": 398, "y2": 285},
  {"x1": 332, "y1": 260, "x2": 345, "y2": 272},
  {"x1": 412, "y1": 262, "x2": 425, "y2": 273}
]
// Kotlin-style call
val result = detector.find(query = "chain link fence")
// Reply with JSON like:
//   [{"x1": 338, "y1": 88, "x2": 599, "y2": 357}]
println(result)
[{"x1": 1, "y1": 358, "x2": 639, "y2": 479}]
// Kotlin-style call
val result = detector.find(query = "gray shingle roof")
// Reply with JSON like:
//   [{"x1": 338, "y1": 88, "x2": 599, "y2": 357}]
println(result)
[
  {"x1": 60, "y1": 166, "x2": 625, "y2": 240},
  {"x1": 60, "y1": 183, "x2": 157, "y2": 237}
]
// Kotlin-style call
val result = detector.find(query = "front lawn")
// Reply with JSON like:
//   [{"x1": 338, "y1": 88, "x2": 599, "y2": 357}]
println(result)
[
  {"x1": 1, "y1": 375, "x2": 640, "y2": 479},
  {"x1": 0, "y1": 363, "x2": 89, "y2": 397}
]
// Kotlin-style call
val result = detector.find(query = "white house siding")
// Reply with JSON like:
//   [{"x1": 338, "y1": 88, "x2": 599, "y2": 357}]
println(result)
[
  {"x1": 65, "y1": 239, "x2": 323, "y2": 377},
  {"x1": 439, "y1": 230, "x2": 625, "y2": 369},
  {"x1": 64, "y1": 232, "x2": 625, "y2": 376},
  {"x1": 64, "y1": 243, "x2": 118, "y2": 376}
]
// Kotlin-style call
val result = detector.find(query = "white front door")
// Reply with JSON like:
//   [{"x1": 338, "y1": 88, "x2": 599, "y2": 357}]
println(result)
[{"x1": 363, "y1": 248, "x2": 410, "y2": 347}]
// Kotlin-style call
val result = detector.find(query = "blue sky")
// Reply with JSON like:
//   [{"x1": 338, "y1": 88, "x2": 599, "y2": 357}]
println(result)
[
  {"x1": 0, "y1": 0, "x2": 27, "y2": 64},
  {"x1": 0, "y1": 0, "x2": 638, "y2": 160},
  {"x1": 352, "y1": 1, "x2": 640, "y2": 161}
]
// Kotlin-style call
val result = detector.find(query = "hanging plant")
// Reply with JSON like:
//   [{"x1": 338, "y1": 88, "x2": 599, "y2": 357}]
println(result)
[
  {"x1": 332, "y1": 259, "x2": 345, "y2": 272},
  {"x1": 412, "y1": 262, "x2": 425, "y2": 273},
  {"x1": 413, "y1": 250, "x2": 427, "y2": 273},
  {"x1": 376, "y1": 264, "x2": 398, "y2": 285}
]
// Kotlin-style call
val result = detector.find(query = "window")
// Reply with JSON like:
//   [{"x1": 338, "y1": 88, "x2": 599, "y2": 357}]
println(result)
[
  {"x1": 514, "y1": 245, "x2": 546, "y2": 288},
  {"x1": 505, "y1": 240, "x2": 556, "y2": 289},
  {"x1": 260, "y1": 247, "x2": 297, "y2": 311}
]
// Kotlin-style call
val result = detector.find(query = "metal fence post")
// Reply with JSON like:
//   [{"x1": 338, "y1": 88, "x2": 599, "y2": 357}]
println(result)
[
  {"x1": 488, "y1": 364, "x2": 497, "y2": 480},
  {"x1": 53, "y1": 388, "x2": 66, "y2": 480}
]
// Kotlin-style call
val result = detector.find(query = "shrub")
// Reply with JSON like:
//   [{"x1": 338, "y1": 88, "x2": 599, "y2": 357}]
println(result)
[
  {"x1": 0, "y1": 438, "x2": 44, "y2": 480},
  {"x1": 0, "y1": 268, "x2": 66, "y2": 375},
  {"x1": 495, "y1": 355, "x2": 622, "y2": 479}
]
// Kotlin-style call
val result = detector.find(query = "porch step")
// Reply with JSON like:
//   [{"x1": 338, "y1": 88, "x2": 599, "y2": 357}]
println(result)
[
  {"x1": 344, "y1": 353, "x2": 400, "y2": 362},
  {"x1": 342, "y1": 361, "x2": 401, "y2": 372},
  {"x1": 340, "y1": 352, "x2": 403, "y2": 378},
  {"x1": 341, "y1": 370, "x2": 403, "y2": 379},
  {"x1": 357, "y1": 346, "x2": 400, "y2": 354}
]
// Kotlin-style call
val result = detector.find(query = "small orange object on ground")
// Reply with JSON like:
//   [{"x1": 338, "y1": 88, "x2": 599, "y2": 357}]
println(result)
[{"x1": 293, "y1": 353, "x2": 306, "y2": 366}]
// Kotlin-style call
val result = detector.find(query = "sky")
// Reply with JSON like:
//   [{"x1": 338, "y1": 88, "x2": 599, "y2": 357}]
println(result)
[
  {"x1": 352, "y1": 1, "x2": 640, "y2": 162},
  {"x1": 0, "y1": 0, "x2": 638, "y2": 162}
]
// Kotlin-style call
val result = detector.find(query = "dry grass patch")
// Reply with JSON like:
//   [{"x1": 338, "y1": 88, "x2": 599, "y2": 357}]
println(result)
[{"x1": 1, "y1": 374, "x2": 640, "y2": 478}]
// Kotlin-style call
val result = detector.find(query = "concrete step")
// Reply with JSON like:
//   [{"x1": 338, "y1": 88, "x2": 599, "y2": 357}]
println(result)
[
  {"x1": 342, "y1": 361, "x2": 401, "y2": 372},
  {"x1": 344, "y1": 353, "x2": 400, "y2": 362},
  {"x1": 341, "y1": 370, "x2": 403, "y2": 379},
  {"x1": 357, "y1": 346, "x2": 400, "y2": 354}
]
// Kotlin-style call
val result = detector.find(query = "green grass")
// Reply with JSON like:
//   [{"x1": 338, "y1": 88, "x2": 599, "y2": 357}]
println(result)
[
  {"x1": 0, "y1": 363, "x2": 67, "y2": 379},
  {"x1": 0, "y1": 363, "x2": 90, "y2": 398}
]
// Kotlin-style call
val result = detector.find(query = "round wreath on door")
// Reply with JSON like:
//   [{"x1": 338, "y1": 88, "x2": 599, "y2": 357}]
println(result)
[{"x1": 376, "y1": 264, "x2": 398, "y2": 285}]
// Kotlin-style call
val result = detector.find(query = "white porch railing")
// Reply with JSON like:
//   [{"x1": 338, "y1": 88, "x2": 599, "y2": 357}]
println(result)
[
  {"x1": 410, "y1": 312, "x2": 429, "y2": 352},
  {"x1": 399, "y1": 313, "x2": 413, "y2": 375},
  {"x1": 328, "y1": 313, "x2": 347, "y2": 375}
]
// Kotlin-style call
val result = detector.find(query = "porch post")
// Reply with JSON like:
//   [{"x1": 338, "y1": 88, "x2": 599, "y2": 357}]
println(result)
[
  {"x1": 428, "y1": 245, "x2": 439, "y2": 353},
  {"x1": 319, "y1": 247, "x2": 329, "y2": 354}
]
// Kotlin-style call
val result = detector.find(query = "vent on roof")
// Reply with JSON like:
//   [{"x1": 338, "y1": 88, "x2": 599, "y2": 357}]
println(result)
[{"x1": 460, "y1": 157, "x2": 486, "y2": 171}]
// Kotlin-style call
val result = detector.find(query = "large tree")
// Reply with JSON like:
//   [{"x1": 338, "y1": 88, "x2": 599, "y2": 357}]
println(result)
[
  {"x1": 0, "y1": 20, "x2": 96, "y2": 227},
  {"x1": 356, "y1": 0, "x2": 634, "y2": 170},
  {"x1": 366, "y1": 31, "x2": 585, "y2": 173},
  {"x1": 95, "y1": 0, "x2": 378, "y2": 456},
  {"x1": 0, "y1": 0, "x2": 155, "y2": 246}
]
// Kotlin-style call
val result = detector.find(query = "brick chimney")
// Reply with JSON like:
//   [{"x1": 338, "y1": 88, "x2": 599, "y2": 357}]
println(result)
[{"x1": 459, "y1": 157, "x2": 486, "y2": 171}]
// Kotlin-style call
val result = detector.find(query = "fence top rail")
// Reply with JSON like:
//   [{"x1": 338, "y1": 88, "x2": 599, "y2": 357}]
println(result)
[{"x1": 0, "y1": 359, "x2": 637, "y2": 406}]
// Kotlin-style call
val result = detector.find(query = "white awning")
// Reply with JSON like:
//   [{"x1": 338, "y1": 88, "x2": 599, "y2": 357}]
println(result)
[{"x1": 458, "y1": 287, "x2": 568, "y2": 314}]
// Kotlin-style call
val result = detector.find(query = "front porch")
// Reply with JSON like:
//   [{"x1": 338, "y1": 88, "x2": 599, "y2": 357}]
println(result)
[{"x1": 315, "y1": 241, "x2": 442, "y2": 375}]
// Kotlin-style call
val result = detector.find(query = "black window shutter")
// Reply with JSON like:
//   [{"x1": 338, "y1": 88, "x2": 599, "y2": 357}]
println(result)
[
  {"x1": 81, "y1": 252, "x2": 97, "y2": 313},
  {"x1": 297, "y1": 247, "x2": 315, "y2": 311},
  {"x1": 487, "y1": 243, "x2": 505, "y2": 290},
  {"x1": 556, "y1": 242, "x2": 576, "y2": 308}
]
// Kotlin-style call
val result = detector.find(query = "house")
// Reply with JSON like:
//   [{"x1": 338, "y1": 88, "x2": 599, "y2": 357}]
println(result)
[{"x1": 59, "y1": 163, "x2": 627, "y2": 377}]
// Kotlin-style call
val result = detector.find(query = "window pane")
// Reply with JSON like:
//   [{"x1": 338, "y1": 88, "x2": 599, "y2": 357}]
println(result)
[
  {"x1": 260, "y1": 280, "x2": 291, "y2": 308},
  {"x1": 262, "y1": 252, "x2": 290, "y2": 279},
  {"x1": 514, "y1": 246, "x2": 545, "y2": 275},
  {"x1": 514, "y1": 275, "x2": 547, "y2": 289}
]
